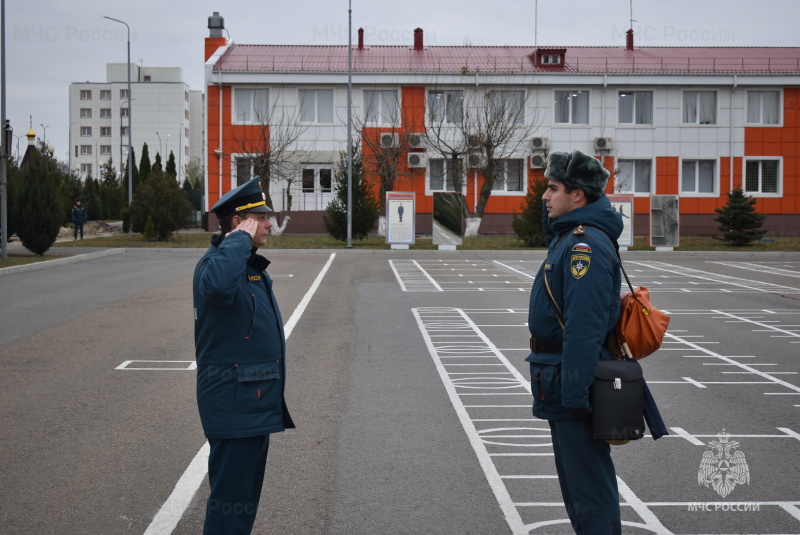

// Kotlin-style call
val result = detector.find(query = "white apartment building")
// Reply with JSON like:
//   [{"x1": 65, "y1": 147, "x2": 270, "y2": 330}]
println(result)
[{"x1": 69, "y1": 63, "x2": 204, "y2": 182}]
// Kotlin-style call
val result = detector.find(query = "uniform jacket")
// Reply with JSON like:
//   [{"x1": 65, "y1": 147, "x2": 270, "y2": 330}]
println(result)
[
  {"x1": 526, "y1": 195, "x2": 623, "y2": 421},
  {"x1": 193, "y1": 231, "x2": 295, "y2": 439},
  {"x1": 71, "y1": 204, "x2": 86, "y2": 224}
]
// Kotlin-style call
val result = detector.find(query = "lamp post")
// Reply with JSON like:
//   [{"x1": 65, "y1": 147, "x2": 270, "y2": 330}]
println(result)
[
  {"x1": 156, "y1": 131, "x2": 162, "y2": 160},
  {"x1": 104, "y1": 15, "x2": 132, "y2": 235},
  {"x1": 40, "y1": 123, "x2": 49, "y2": 147},
  {"x1": 165, "y1": 134, "x2": 170, "y2": 166}
]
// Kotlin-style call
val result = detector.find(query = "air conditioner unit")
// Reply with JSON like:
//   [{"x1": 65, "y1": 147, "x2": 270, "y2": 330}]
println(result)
[
  {"x1": 407, "y1": 152, "x2": 428, "y2": 168},
  {"x1": 531, "y1": 137, "x2": 549, "y2": 151},
  {"x1": 467, "y1": 150, "x2": 486, "y2": 168},
  {"x1": 530, "y1": 153, "x2": 546, "y2": 169},
  {"x1": 467, "y1": 134, "x2": 483, "y2": 149},
  {"x1": 380, "y1": 132, "x2": 400, "y2": 148},
  {"x1": 408, "y1": 133, "x2": 427, "y2": 150},
  {"x1": 594, "y1": 137, "x2": 613, "y2": 151}
]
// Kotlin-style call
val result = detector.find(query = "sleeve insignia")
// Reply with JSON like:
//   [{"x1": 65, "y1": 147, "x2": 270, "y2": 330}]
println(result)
[
  {"x1": 570, "y1": 254, "x2": 591, "y2": 279},
  {"x1": 572, "y1": 243, "x2": 592, "y2": 253}
]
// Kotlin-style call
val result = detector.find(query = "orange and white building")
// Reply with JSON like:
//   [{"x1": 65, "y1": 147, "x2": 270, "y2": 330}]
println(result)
[{"x1": 203, "y1": 12, "x2": 800, "y2": 236}]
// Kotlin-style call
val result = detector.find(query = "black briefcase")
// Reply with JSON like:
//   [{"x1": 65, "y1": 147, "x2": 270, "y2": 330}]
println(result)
[{"x1": 590, "y1": 359, "x2": 645, "y2": 443}]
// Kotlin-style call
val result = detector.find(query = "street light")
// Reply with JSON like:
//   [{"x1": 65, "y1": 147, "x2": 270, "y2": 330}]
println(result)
[
  {"x1": 104, "y1": 15, "x2": 132, "y2": 235},
  {"x1": 40, "y1": 123, "x2": 49, "y2": 146},
  {"x1": 156, "y1": 131, "x2": 162, "y2": 159},
  {"x1": 165, "y1": 134, "x2": 170, "y2": 164}
]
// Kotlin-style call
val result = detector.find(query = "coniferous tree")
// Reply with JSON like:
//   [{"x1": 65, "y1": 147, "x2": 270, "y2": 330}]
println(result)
[
  {"x1": 128, "y1": 168, "x2": 191, "y2": 240},
  {"x1": 512, "y1": 173, "x2": 549, "y2": 247},
  {"x1": 14, "y1": 149, "x2": 63, "y2": 255},
  {"x1": 713, "y1": 186, "x2": 767, "y2": 246},
  {"x1": 121, "y1": 147, "x2": 138, "y2": 204},
  {"x1": 61, "y1": 169, "x2": 83, "y2": 224},
  {"x1": 139, "y1": 143, "x2": 152, "y2": 185},
  {"x1": 82, "y1": 175, "x2": 103, "y2": 220},
  {"x1": 166, "y1": 151, "x2": 177, "y2": 178},
  {"x1": 324, "y1": 141, "x2": 379, "y2": 241},
  {"x1": 153, "y1": 152, "x2": 163, "y2": 172},
  {"x1": 99, "y1": 159, "x2": 122, "y2": 220}
]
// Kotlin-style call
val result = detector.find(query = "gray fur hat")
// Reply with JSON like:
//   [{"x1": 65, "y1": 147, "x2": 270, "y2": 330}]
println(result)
[{"x1": 544, "y1": 150, "x2": 610, "y2": 199}]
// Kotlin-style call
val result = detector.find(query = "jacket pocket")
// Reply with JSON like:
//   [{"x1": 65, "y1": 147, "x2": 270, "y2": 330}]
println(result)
[
  {"x1": 530, "y1": 363, "x2": 562, "y2": 409},
  {"x1": 234, "y1": 361, "x2": 281, "y2": 414}
]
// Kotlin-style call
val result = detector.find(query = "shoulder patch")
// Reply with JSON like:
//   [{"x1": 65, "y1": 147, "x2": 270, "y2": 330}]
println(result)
[
  {"x1": 570, "y1": 254, "x2": 591, "y2": 279},
  {"x1": 572, "y1": 242, "x2": 592, "y2": 254},
  {"x1": 248, "y1": 275, "x2": 262, "y2": 282}
]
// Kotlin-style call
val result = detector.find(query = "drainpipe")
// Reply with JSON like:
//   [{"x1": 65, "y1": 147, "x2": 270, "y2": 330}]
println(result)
[
  {"x1": 730, "y1": 75, "x2": 736, "y2": 192},
  {"x1": 218, "y1": 71, "x2": 223, "y2": 208}
]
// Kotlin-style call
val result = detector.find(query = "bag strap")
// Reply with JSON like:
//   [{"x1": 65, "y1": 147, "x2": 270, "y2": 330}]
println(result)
[{"x1": 542, "y1": 270, "x2": 565, "y2": 330}]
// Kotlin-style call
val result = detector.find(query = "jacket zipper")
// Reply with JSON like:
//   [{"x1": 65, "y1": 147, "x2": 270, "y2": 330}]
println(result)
[{"x1": 246, "y1": 293, "x2": 256, "y2": 339}]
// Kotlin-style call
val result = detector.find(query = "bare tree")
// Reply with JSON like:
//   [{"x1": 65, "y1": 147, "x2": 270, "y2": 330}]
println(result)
[
  {"x1": 426, "y1": 85, "x2": 541, "y2": 236},
  {"x1": 228, "y1": 88, "x2": 311, "y2": 234}
]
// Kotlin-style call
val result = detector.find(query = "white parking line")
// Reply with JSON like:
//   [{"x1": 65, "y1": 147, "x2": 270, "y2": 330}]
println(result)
[{"x1": 143, "y1": 253, "x2": 336, "y2": 535}]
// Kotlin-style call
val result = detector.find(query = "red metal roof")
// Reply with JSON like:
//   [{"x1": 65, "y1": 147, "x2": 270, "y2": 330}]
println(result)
[{"x1": 214, "y1": 44, "x2": 800, "y2": 75}]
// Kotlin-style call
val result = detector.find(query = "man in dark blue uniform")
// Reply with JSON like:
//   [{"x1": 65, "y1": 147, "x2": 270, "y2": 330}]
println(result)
[
  {"x1": 193, "y1": 177, "x2": 295, "y2": 534},
  {"x1": 527, "y1": 150, "x2": 623, "y2": 534}
]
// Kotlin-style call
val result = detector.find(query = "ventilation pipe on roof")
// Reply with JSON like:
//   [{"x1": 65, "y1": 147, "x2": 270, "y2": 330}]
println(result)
[
  {"x1": 208, "y1": 12, "x2": 224, "y2": 38},
  {"x1": 358, "y1": 28, "x2": 364, "y2": 50},
  {"x1": 626, "y1": 29, "x2": 634, "y2": 51},
  {"x1": 414, "y1": 28, "x2": 423, "y2": 51}
]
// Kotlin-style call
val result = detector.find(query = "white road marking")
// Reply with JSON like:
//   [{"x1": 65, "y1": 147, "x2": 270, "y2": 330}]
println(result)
[{"x1": 143, "y1": 253, "x2": 335, "y2": 535}]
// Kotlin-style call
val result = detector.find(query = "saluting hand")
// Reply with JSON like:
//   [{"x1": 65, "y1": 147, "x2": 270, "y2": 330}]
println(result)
[{"x1": 227, "y1": 217, "x2": 258, "y2": 239}]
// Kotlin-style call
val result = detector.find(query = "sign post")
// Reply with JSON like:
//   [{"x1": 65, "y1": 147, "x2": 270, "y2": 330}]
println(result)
[{"x1": 386, "y1": 191, "x2": 415, "y2": 249}]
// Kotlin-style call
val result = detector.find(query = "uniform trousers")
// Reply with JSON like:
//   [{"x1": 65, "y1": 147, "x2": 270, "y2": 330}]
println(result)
[
  {"x1": 549, "y1": 419, "x2": 621, "y2": 535},
  {"x1": 204, "y1": 435, "x2": 270, "y2": 535}
]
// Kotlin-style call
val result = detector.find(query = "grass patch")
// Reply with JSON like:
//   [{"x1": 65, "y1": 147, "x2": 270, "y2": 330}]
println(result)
[{"x1": 0, "y1": 255, "x2": 71, "y2": 268}]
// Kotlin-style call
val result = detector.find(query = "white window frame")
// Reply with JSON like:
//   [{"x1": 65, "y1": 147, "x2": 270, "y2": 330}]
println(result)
[
  {"x1": 100, "y1": 108, "x2": 112, "y2": 119},
  {"x1": 746, "y1": 90, "x2": 782, "y2": 126},
  {"x1": 80, "y1": 90, "x2": 92, "y2": 100},
  {"x1": 80, "y1": 163, "x2": 93, "y2": 175},
  {"x1": 100, "y1": 90, "x2": 111, "y2": 100},
  {"x1": 80, "y1": 127, "x2": 92, "y2": 137},
  {"x1": 682, "y1": 90, "x2": 717, "y2": 125},
  {"x1": 428, "y1": 89, "x2": 464, "y2": 124},
  {"x1": 554, "y1": 90, "x2": 590, "y2": 125},
  {"x1": 300, "y1": 165, "x2": 334, "y2": 193},
  {"x1": 487, "y1": 90, "x2": 524, "y2": 125},
  {"x1": 427, "y1": 157, "x2": 466, "y2": 194},
  {"x1": 541, "y1": 54, "x2": 561, "y2": 65},
  {"x1": 233, "y1": 88, "x2": 271, "y2": 125},
  {"x1": 233, "y1": 155, "x2": 257, "y2": 188},
  {"x1": 680, "y1": 159, "x2": 718, "y2": 196},
  {"x1": 100, "y1": 127, "x2": 112, "y2": 137},
  {"x1": 299, "y1": 88, "x2": 334, "y2": 124},
  {"x1": 100, "y1": 145, "x2": 112, "y2": 156},
  {"x1": 617, "y1": 90, "x2": 653, "y2": 126},
  {"x1": 490, "y1": 158, "x2": 526, "y2": 195},
  {"x1": 80, "y1": 145, "x2": 92, "y2": 155},
  {"x1": 615, "y1": 159, "x2": 654, "y2": 196},
  {"x1": 743, "y1": 157, "x2": 782, "y2": 197},
  {"x1": 364, "y1": 89, "x2": 400, "y2": 126}
]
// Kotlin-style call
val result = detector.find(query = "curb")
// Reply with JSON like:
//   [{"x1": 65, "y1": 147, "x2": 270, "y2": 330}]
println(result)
[{"x1": 0, "y1": 248, "x2": 127, "y2": 276}]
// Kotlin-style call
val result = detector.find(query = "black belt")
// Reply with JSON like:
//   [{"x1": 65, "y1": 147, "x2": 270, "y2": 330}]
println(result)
[{"x1": 530, "y1": 336, "x2": 563, "y2": 353}]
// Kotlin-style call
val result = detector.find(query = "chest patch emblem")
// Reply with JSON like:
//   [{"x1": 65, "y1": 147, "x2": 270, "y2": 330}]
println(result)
[
  {"x1": 248, "y1": 275, "x2": 262, "y2": 282},
  {"x1": 570, "y1": 254, "x2": 591, "y2": 279}
]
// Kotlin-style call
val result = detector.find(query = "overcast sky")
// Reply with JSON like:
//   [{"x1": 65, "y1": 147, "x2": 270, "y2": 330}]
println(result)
[{"x1": 3, "y1": 0, "x2": 797, "y2": 165}]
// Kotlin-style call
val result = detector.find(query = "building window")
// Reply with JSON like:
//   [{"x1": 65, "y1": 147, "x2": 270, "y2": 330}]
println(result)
[
  {"x1": 100, "y1": 108, "x2": 111, "y2": 119},
  {"x1": 100, "y1": 145, "x2": 112, "y2": 156},
  {"x1": 143, "y1": 75, "x2": 152, "y2": 82},
  {"x1": 364, "y1": 90, "x2": 399, "y2": 125},
  {"x1": 301, "y1": 167, "x2": 333, "y2": 193},
  {"x1": 683, "y1": 91, "x2": 717, "y2": 124},
  {"x1": 185, "y1": 127, "x2": 190, "y2": 138},
  {"x1": 616, "y1": 159, "x2": 652, "y2": 194},
  {"x1": 80, "y1": 127, "x2": 92, "y2": 137},
  {"x1": 299, "y1": 89, "x2": 334, "y2": 123},
  {"x1": 747, "y1": 91, "x2": 780, "y2": 125},
  {"x1": 429, "y1": 90, "x2": 464, "y2": 123},
  {"x1": 541, "y1": 54, "x2": 561, "y2": 65},
  {"x1": 80, "y1": 145, "x2": 92, "y2": 155},
  {"x1": 618, "y1": 91, "x2": 653, "y2": 124},
  {"x1": 121, "y1": 126, "x2": 129, "y2": 137},
  {"x1": 185, "y1": 109, "x2": 190, "y2": 120},
  {"x1": 491, "y1": 159, "x2": 525, "y2": 192},
  {"x1": 120, "y1": 108, "x2": 129, "y2": 118},
  {"x1": 681, "y1": 160, "x2": 716, "y2": 194},
  {"x1": 234, "y1": 88, "x2": 270, "y2": 124},
  {"x1": 555, "y1": 90, "x2": 589, "y2": 124},
  {"x1": 100, "y1": 127, "x2": 111, "y2": 137},
  {"x1": 120, "y1": 89, "x2": 129, "y2": 99},
  {"x1": 81, "y1": 164, "x2": 92, "y2": 175},
  {"x1": 235, "y1": 157, "x2": 255, "y2": 187},
  {"x1": 80, "y1": 90, "x2": 92, "y2": 100},
  {"x1": 745, "y1": 159, "x2": 780, "y2": 194},
  {"x1": 100, "y1": 90, "x2": 111, "y2": 100},
  {"x1": 80, "y1": 108, "x2": 92, "y2": 119},
  {"x1": 185, "y1": 91, "x2": 189, "y2": 101},
  {"x1": 429, "y1": 158, "x2": 464, "y2": 192},
  {"x1": 487, "y1": 91, "x2": 524, "y2": 124}
]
